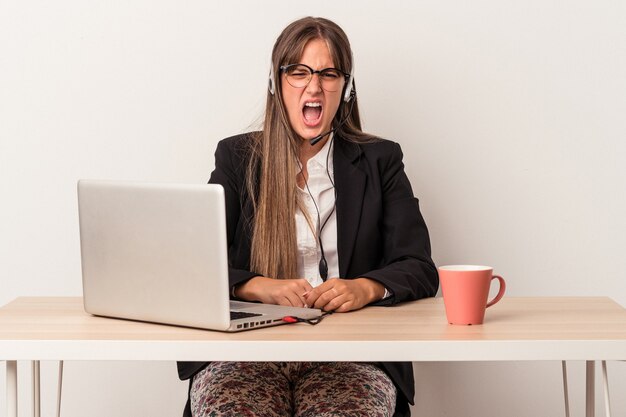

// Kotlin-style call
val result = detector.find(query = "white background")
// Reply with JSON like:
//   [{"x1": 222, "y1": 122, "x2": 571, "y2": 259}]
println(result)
[{"x1": 1, "y1": 0, "x2": 625, "y2": 416}]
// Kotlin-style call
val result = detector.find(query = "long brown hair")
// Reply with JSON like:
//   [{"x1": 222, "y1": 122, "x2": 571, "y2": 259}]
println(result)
[{"x1": 246, "y1": 17, "x2": 376, "y2": 279}]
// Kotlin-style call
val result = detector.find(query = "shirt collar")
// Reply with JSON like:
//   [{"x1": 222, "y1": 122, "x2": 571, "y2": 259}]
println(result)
[{"x1": 307, "y1": 132, "x2": 334, "y2": 172}]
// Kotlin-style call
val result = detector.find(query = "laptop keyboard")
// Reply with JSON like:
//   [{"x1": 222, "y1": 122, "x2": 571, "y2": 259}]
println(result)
[{"x1": 230, "y1": 311, "x2": 263, "y2": 320}]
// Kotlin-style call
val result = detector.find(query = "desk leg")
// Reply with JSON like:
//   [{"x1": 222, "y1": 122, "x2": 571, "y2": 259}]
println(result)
[
  {"x1": 586, "y1": 361, "x2": 595, "y2": 417},
  {"x1": 33, "y1": 360, "x2": 41, "y2": 417},
  {"x1": 602, "y1": 361, "x2": 611, "y2": 417},
  {"x1": 57, "y1": 360, "x2": 64, "y2": 417},
  {"x1": 7, "y1": 360, "x2": 17, "y2": 417},
  {"x1": 562, "y1": 361, "x2": 571, "y2": 417}
]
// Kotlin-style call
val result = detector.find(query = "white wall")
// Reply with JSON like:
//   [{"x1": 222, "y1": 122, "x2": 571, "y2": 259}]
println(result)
[{"x1": 2, "y1": 1, "x2": 625, "y2": 416}]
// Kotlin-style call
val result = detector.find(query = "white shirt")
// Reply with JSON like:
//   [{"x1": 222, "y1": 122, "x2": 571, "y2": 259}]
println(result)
[
  {"x1": 294, "y1": 136, "x2": 392, "y2": 300},
  {"x1": 295, "y1": 136, "x2": 338, "y2": 288}
]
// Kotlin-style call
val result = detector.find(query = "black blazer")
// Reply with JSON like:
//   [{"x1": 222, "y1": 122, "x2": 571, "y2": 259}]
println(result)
[{"x1": 178, "y1": 133, "x2": 438, "y2": 417}]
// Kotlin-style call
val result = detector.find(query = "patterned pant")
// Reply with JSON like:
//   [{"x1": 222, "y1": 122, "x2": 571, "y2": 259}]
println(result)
[{"x1": 190, "y1": 362, "x2": 397, "y2": 417}]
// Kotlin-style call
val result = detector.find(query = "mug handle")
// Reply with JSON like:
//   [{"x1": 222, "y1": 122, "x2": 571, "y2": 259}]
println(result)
[{"x1": 485, "y1": 275, "x2": 506, "y2": 308}]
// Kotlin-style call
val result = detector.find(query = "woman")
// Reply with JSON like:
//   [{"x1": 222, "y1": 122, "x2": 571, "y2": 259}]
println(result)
[{"x1": 178, "y1": 16, "x2": 438, "y2": 417}]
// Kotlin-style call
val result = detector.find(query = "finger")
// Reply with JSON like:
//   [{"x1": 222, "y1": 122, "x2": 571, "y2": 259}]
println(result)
[
  {"x1": 293, "y1": 281, "x2": 313, "y2": 306},
  {"x1": 311, "y1": 286, "x2": 341, "y2": 310},
  {"x1": 285, "y1": 280, "x2": 312, "y2": 303},
  {"x1": 298, "y1": 280, "x2": 314, "y2": 293},
  {"x1": 267, "y1": 281, "x2": 308, "y2": 307},
  {"x1": 275, "y1": 296, "x2": 294, "y2": 307},
  {"x1": 319, "y1": 292, "x2": 352, "y2": 312},
  {"x1": 278, "y1": 295, "x2": 303, "y2": 307},
  {"x1": 299, "y1": 287, "x2": 314, "y2": 304},
  {"x1": 285, "y1": 290, "x2": 307, "y2": 308},
  {"x1": 303, "y1": 284, "x2": 328, "y2": 307},
  {"x1": 334, "y1": 298, "x2": 359, "y2": 313},
  {"x1": 303, "y1": 279, "x2": 335, "y2": 303},
  {"x1": 310, "y1": 279, "x2": 352, "y2": 307},
  {"x1": 302, "y1": 289, "x2": 318, "y2": 306}
]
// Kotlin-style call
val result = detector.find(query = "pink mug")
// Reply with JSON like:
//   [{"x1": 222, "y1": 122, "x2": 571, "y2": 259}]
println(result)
[{"x1": 439, "y1": 265, "x2": 506, "y2": 325}]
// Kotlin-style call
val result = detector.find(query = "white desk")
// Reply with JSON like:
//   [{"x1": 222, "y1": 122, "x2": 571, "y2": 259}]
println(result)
[{"x1": 2, "y1": 296, "x2": 626, "y2": 416}]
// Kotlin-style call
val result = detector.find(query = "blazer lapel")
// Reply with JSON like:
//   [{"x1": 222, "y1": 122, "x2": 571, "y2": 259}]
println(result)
[{"x1": 333, "y1": 137, "x2": 366, "y2": 277}]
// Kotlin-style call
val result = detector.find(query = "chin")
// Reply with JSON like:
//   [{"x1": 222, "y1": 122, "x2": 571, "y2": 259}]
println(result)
[
  {"x1": 299, "y1": 125, "x2": 331, "y2": 141},
  {"x1": 293, "y1": 130, "x2": 317, "y2": 142}
]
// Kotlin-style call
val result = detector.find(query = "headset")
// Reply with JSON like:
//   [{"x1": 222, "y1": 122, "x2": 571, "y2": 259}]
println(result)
[{"x1": 269, "y1": 55, "x2": 356, "y2": 146}]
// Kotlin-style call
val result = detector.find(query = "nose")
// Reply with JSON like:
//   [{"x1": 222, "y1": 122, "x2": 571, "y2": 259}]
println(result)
[{"x1": 305, "y1": 73, "x2": 323, "y2": 94}]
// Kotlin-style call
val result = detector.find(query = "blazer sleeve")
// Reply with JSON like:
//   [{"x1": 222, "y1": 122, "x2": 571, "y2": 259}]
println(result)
[
  {"x1": 208, "y1": 136, "x2": 261, "y2": 287},
  {"x1": 360, "y1": 142, "x2": 438, "y2": 304}
]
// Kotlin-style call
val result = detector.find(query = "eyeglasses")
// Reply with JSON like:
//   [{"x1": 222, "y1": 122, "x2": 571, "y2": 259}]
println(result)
[{"x1": 280, "y1": 64, "x2": 349, "y2": 92}]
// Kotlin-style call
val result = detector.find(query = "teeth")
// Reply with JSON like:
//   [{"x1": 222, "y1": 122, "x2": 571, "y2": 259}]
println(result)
[{"x1": 304, "y1": 102, "x2": 322, "y2": 108}]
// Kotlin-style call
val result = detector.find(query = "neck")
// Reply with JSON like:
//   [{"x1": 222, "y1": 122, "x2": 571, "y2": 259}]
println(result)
[{"x1": 299, "y1": 135, "x2": 329, "y2": 166}]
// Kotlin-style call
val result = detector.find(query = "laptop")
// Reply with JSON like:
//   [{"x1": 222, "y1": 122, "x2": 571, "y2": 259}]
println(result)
[{"x1": 77, "y1": 180, "x2": 322, "y2": 332}]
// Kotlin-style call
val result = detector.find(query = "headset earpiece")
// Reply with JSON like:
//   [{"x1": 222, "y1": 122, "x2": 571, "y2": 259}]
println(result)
[
  {"x1": 268, "y1": 62, "x2": 276, "y2": 95},
  {"x1": 343, "y1": 76, "x2": 354, "y2": 102},
  {"x1": 343, "y1": 54, "x2": 355, "y2": 102}
]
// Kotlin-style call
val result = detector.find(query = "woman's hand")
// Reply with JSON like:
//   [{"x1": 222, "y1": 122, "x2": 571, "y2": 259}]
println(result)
[
  {"x1": 234, "y1": 277, "x2": 314, "y2": 308},
  {"x1": 303, "y1": 278, "x2": 385, "y2": 312}
]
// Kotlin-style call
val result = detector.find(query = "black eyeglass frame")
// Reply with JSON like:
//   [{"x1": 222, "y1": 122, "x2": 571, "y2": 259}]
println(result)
[{"x1": 279, "y1": 63, "x2": 350, "y2": 91}]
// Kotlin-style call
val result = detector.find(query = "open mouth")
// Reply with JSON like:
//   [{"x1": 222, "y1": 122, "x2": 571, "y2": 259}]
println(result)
[{"x1": 302, "y1": 102, "x2": 323, "y2": 127}]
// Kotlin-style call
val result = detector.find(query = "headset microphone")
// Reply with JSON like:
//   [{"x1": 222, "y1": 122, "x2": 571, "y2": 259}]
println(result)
[
  {"x1": 309, "y1": 90, "x2": 356, "y2": 146},
  {"x1": 309, "y1": 129, "x2": 333, "y2": 147}
]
